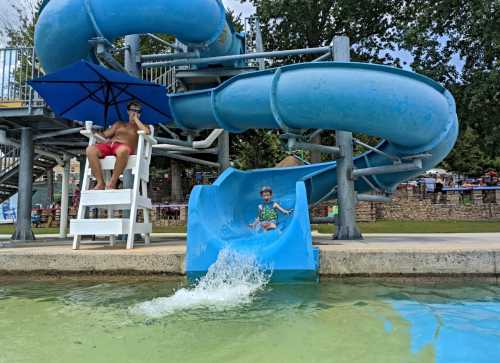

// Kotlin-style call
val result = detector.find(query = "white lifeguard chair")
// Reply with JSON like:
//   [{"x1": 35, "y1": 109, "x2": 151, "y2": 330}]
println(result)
[{"x1": 71, "y1": 122, "x2": 157, "y2": 250}]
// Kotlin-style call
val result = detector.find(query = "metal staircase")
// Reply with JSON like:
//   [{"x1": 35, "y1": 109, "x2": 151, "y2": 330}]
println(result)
[{"x1": 0, "y1": 144, "x2": 57, "y2": 203}]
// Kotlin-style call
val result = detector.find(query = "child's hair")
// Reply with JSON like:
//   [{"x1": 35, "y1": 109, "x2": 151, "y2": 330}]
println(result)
[{"x1": 260, "y1": 186, "x2": 273, "y2": 195}]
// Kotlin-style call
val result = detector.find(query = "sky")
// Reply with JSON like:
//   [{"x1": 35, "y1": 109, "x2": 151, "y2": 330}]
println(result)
[{"x1": 223, "y1": 0, "x2": 255, "y2": 17}]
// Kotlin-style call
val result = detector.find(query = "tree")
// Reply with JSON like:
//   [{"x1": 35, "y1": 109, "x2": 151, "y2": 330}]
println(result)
[
  {"x1": 242, "y1": 0, "x2": 405, "y2": 67},
  {"x1": 398, "y1": 0, "x2": 499, "y2": 171},
  {"x1": 243, "y1": 0, "x2": 499, "y2": 174},
  {"x1": 232, "y1": 129, "x2": 286, "y2": 169},
  {"x1": 0, "y1": 0, "x2": 44, "y2": 47},
  {"x1": 441, "y1": 127, "x2": 490, "y2": 176}
]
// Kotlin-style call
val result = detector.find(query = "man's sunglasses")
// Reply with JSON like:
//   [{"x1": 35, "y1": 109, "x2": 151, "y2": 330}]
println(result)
[{"x1": 128, "y1": 108, "x2": 142, "y2": 114}]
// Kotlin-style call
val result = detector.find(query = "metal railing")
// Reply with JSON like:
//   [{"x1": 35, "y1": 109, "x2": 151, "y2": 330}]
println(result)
[
  {"x1": 0, "y1": 48, "x2": 46, "y2": 110},
  {"x1": 0, "y1": 144, "x2": 20, "y2": 179},
  {"x1": 141, "y1": 65, "x2": 177, "y2": 93},
  {"x1": 0, "y1": 46, "x2": 177, "y2": 112}
]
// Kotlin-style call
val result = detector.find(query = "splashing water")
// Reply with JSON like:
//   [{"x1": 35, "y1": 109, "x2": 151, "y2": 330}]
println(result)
[{"x1": 131, "y1": 248, "x2": 271, "y2": 318}]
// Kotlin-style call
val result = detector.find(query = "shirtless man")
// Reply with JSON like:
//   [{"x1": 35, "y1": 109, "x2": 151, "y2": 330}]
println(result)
[{"x1": 86, "y1": 100, "x2": 150, "y2": 190}]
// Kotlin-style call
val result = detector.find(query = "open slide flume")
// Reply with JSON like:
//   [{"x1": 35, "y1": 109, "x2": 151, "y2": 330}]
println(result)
[
  {"x1": 170, "y1": 63, "x2": 458, "y2": 280},
  {"x1": 35, "y1": 0, "x2": 458, "y2": 281}
]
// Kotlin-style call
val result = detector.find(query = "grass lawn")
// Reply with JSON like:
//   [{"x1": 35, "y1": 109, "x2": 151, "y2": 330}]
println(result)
[
  {"x1": 0, "y1": 226, "x2": 60, "y2": 235},
  {"x1": 0, "y1": 224, "x2": 187, "y2": 235},
  {"x1": 313, "y1": 220, "x2": 500, "y2": 234},
  {"x1": 1, "y1": 220, "x2": 499, "y2": 235}
]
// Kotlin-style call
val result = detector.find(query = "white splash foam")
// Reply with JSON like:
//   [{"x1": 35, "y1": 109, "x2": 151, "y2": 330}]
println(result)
[{"x1": 131, "y1": 248, "x2": 270, "y2": 318}]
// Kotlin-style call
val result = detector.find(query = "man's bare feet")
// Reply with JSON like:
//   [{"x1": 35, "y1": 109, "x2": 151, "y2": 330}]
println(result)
[
  {"x1": 106, "y1": 180, "x2": 118, "y2": 190},
  {"x1": 93, "y1": 183, "x2": 105, "y2": 191}
]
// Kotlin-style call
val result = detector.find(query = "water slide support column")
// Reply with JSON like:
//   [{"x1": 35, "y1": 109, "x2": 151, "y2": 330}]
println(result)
[
  {"x1": 333, "y1": 36, "x2": 362, "y2": 240},
  {"x1": 47, "y1": 168, "x2": 54, "y2": 206},
  {"x1": 218, "y1": 132, "x2": 230, "y2": 172},
  {"x1": 11, "y1": 127, "x2": 35, "y2": 241}
]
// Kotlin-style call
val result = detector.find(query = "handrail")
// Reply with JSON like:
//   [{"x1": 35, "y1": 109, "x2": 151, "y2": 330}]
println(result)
[{"x1": 0, "y1": 47, "x2": 46, "y2": 111}]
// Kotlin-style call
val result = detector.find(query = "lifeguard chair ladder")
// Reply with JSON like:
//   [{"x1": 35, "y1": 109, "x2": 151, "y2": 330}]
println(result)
[{"x1": 71, "y1": 122, "x2": 157, "y2": 249}]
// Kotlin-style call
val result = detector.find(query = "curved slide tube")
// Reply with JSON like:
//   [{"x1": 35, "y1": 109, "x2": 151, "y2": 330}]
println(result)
[
  {"x1": 176, "y1": 63, "x2": 458, "y2": 280},
  {"x1": 35, "y1": 0, "x2": 243, "y2": 74},
  {"x1": 35, "y1": 2, "x2": 458, "y2": 280}
]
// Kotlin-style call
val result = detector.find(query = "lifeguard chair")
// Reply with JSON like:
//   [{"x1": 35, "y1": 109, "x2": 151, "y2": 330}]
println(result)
[{"x1": 71, "y1": 122, "x2": 157, "y2": 249}]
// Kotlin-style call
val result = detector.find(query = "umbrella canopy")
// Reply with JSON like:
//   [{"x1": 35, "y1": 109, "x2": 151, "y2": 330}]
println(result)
[{"x1": 29, "y1": 60, "x2": 172, "y2": 127}]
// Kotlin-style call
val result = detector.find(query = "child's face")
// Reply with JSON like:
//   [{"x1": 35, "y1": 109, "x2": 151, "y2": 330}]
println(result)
[{"x1": 261, "y1": 191, "x2": 272, "y2": 201}]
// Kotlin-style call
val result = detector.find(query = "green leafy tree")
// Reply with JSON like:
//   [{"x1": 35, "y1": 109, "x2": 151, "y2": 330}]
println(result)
[
  {"x1": 243, "y1": 0, "x2": 499, "y2": 174},
  {"x1": 242, "y1": 0, "x2": 405, "y2": 66},
  {"x1": 232, "y1": 129, "x2": 287, "y2": 169},
  {"x1": 398, "y1": 0, "x2": 499, "y2": 171},
  {"x1": 442, "y1": 127, "x2": 490, "y2": 176},
  {"x1": 0, "y1": 0, "x2": 43, "y2": 47}
]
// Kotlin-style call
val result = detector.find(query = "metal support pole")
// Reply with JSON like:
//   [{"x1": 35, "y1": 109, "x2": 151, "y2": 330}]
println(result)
[
  {"x1": 254, "y1": 17, "x2": 265, "y2": 70},
  {"x1": 291, "y1": 141, "x2": 340, "y2": 157},
  {"x1": 357, "y1": 193, "x2": 392, "y2": 203},
  {"x1": 142, "y1": 46, "x2": 332, "y2": 69},
  {"x1": 155, "y1": 150, "x2": 221, "y2": 168},
  {"x1": 352, "y1": 159, "x2": 423, "y2": 178},
  {"x1": 333, "y1": 36, "x2": 362, "y2": 240},
  {"x1": 124, "y1": 34, "x2": 141, "y2": 77},
  {"x1": 59, "y1": 157, "x2": 70, "y2": 238},
  {"x1": 12, "y1": 128, "x2": 35, "y2": 241},
  {"x1": 47, "y1": 169, "x2": 54, "y2": 207},
  {"x1": 218, "y1": 131, "x2": 230, "y2": 172}
]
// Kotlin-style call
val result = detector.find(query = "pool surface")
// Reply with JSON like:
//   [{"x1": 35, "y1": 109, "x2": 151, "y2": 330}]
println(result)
[{"x1": 1, "y1": 276, "x2": 500, "y2": 363}]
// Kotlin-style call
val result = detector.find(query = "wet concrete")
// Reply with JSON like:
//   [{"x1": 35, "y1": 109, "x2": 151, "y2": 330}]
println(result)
[{"x1": 0, "y1": 233, "x2": 499, "y2": 277}]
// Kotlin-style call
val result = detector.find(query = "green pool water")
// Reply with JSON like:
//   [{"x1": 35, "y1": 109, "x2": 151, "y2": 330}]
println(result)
[{"x1": 1, "y1": 277, "x2": 500, "y2": 363}]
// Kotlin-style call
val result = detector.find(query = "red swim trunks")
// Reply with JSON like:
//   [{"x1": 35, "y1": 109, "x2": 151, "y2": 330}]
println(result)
[{"x1": 95, "y1": 142, "x2": 134, "y2": 158}]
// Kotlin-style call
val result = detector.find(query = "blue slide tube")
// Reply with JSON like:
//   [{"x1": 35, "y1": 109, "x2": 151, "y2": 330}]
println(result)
[
  {"x1": 35, "y1": 0, "x2": 244, "y2": 74},
  {"x1": 34, "y1": 1, "x2": 458, "y2": 280},
  {"x1": 177, "y1": 62, "x2": 457, "y2": 280}
]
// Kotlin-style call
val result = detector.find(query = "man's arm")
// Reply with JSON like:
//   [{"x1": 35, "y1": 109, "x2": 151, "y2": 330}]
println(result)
[
  {"x1": 99, "y1": 123, "x2": 117, "y2": 139},
  {"x1": 133, "y1": 115, "x2": 150, "y2": 134}
]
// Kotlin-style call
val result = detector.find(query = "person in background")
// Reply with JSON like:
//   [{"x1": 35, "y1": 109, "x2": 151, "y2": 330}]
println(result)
[
  {"x1": 433, "y1": 174, "x2": 444, "y2": 203},
  {"x1": 72, "y1": 183, "x2": 81, "y2": 209}
]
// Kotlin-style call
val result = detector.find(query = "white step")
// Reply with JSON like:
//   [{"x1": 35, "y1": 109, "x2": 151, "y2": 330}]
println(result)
[
  {"x1": 70, "y1": 218, "x2": 152, "y2": 236},
  {"x1": 80, "y1": 189, "x2": 152, "y2": 209}
]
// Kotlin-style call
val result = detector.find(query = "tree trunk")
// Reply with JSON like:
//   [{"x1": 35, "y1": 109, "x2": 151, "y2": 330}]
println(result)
[
  {"x1": 310, "y1": 133, "x2": 322, "y2": 163},
  {"x1": 170, "y1": 160, "x2": 183, "y2": 202}
]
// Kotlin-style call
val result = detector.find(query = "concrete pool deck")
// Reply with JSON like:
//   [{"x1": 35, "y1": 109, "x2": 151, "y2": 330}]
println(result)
[{"x1": 0, "y1": 233, "x2": 499, "y2": 277}]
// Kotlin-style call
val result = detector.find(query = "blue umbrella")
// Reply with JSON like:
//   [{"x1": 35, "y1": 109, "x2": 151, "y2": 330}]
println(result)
[{"x1": 28, "y1": 60, "x2": 172, "y2": 127}]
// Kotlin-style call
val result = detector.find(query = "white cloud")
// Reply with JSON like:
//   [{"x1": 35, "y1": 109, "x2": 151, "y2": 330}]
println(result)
[{"x1": 223, "y1": 0, "x2": 255, "y2": 17}]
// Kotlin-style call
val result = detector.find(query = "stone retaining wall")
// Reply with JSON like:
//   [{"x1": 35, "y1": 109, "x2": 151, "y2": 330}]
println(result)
[
  {"x1": 378, "y1": 188, "x2": 500, "y2": 221},
  {"x1": 313, "y1": 188, "x2": 500, "y2": 222}
]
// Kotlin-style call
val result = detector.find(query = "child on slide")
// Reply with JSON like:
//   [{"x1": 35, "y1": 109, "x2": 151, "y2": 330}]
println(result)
[{"x1": 249, "y1": 186, "x2": 292, "y2": 231}]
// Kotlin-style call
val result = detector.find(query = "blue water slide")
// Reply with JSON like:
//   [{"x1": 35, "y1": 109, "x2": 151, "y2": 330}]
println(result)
[
  {"x1": 34, "y1": 1, "x2": 458, "y2": 280},
  {"x1": 173, "y1": 63, "x2": 458, "y2": 279},
  {"x1": 35, "y1": 0, "x2": 244, "y2": 74}
]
